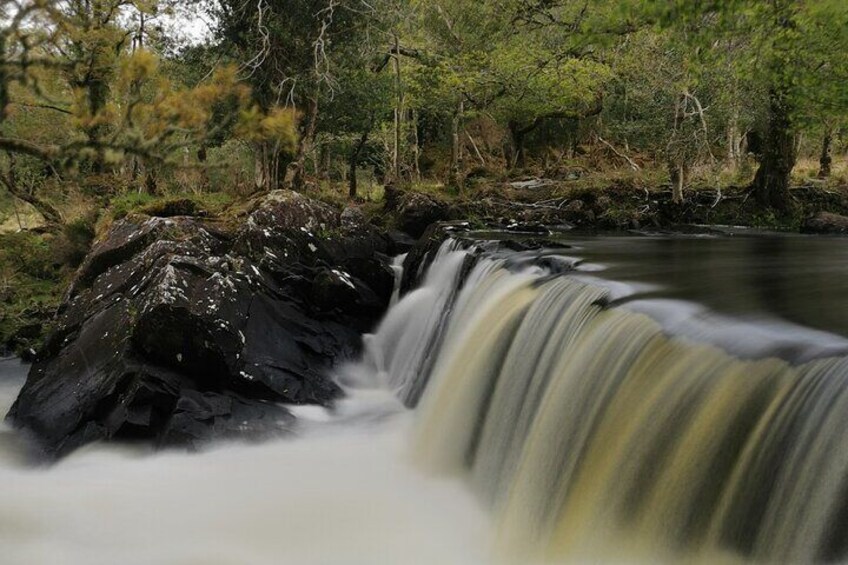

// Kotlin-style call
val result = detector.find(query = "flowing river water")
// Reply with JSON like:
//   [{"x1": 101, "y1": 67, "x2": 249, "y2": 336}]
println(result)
[{"x1": 2, "y1": 231, "x2": 848, "y2": 564}]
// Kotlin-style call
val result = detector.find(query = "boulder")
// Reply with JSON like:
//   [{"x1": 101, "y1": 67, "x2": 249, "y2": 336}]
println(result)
[
  {"x1": 7, "y1": 191, "x2": 394, "y2": 458},
  {"x1": 802, "y1": 212, "x2": 848, "y2": 235},
  {"x1": 386, "y1": 230, "x2": 417, "y2": 255},
  {"x1": 340, "y1": 205, "x2": 367, "y2": 230},
  {"x1": 391, "y1": 191, "x2": 450, "y2": 238}
]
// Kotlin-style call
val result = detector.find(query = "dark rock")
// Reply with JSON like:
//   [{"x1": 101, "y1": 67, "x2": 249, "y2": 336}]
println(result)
[
  {"x1": 392, "y1": 191, "x2": 450, "y2": 238},
  {"x1": 383, "y1": 185, "x2": 403, "y2": 212},
  {"x1": 7, "y1": 190, "x2": 393, "y2": 458},
  {"x1": 239, "y1": 294, "x2": 350, "y2": 403},
  {"x1": 504, "y1": 222, "x2": 551, "y2": 235},
  {"x1": 350, "y1": 254, "x2": 395, "y2": 291},
  {"x1": 386, "y1": 230, "x2": 417, "y2": 255},
  {"x1": 340, "y1": 206, "x2": 367, "y2": 230},
  {"x1": 312, "y1": 268, "x2": 365, "y2": 311},
  {"x1": 160, "y1": 390, "x2": 294, "y2": 448},
  {"x1": 72, "y1": 216, "x2": 180, "y2": 292},
  {"x1": 802, "y1": 212, "x2": 848, "y2": 235}
]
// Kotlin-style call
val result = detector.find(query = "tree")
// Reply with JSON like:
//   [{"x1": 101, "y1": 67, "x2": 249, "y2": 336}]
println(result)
[
  {"x1": 648, "y1": 0, "x2": 848, "y2": 210},
  {"x1": 319, "y1": 57, "x2": 393, "y2": 198},
  {"x1": 0, "y1": 0, "x2": 292, "y2": 227},
  {"x1": 406, "y1": 0, "x2": 614, "y2": 180},
  {"x1": 210, "y1": 0, "x2": 368, "y2": 191}
]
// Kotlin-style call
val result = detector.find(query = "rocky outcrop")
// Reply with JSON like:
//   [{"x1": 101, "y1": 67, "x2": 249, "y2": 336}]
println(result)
[
  {"x1": 802, "y1": 211, "x2": 848, "y2": 235},
  {"x1": 384, "y1": 187, "x2": 450, "y2": 238},
  {"x1": 7, "y1": 191, "x2": 394, "y2": 457}
]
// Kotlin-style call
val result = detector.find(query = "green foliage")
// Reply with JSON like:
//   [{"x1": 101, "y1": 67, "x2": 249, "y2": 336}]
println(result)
[
  {"x1": 60, "y1": 214, "x2": 97, "y2": 267},
  {"x1": 640, "y1": 0, "x2": 848, "y2": 129},
  {"x1": 0, "y1": 0, "x2": 846, "y2": 228},
  {"x1": 0, "y1": 231, "x2": 54, "y2": 280},
  {"x1": 0, "y1": 231, "x2": 67, "y2": 354}
]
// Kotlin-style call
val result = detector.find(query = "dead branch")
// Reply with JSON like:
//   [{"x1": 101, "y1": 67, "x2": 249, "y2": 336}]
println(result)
[{"x1": 596, "y1": 135, "x2": 640, "y2": 171}]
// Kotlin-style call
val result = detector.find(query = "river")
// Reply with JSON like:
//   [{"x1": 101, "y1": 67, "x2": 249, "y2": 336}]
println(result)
[{"x1": 1, "y1": 231, "x2": 847, "y2": 564}]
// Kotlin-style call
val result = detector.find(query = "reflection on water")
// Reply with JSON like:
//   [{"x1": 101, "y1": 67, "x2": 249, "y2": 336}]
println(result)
[{"x1": 562, "y1": 234, "x2": 848, "y2": 340}]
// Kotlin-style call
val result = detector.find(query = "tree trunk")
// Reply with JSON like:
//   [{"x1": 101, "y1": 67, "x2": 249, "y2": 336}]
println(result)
[
  {"x1": 255, "y1": 143, "x2": 269, "y2": 192},
  {"x1": 751, "y1": 88, "x2": 796, "y2": 210},
  {"x1": 668, "y1": 162, "x2": 690, "y2": 204},
  {"x1": 669, "y1": 162, "x2": 684, "y2": 204},
  {"x1": 410, "y1": 109, "x2": 421, "y2": 181},
  {"x1": 727, "y1": 111, "x2": 740, "y2": 164},
  {"x1": 349, "y1": 116, "x2": 373, "y2": 200},
  {"x1": 0, "y1": 34, "x2": 8, "y2": 125},
  {"x1": 255, "y1": 142, "x2": 284, "y2": 193},
  {"x1": 144, "y1": 170, "x2": 157, "y2": 194},
  {"x1": 286, "y1": 96, "x2": 320, "y2": 192},
  {"x1": 84, "y1": 3, "x2": 111, "y2": 174},
  {"x1": 449, "y1": 100, "x2": 464, "y2": 187},
  {"x1": 86, "y1": 77, "x2": 110, "y2": 173},
  {"x1": 348, "y1": 157, "x2": 358, "y2": 200},
  {"x1": 509, "y1": 121, "x2": 526, "y2": 169},
  {"x1": 319, "y1": 145, "x2": 331, "y2": 180},
  {"x1": 819, "y1": 128, "x2": 833, "y2": 179},
  {"x1": 391, "y1": 34, "x2": 403, "y2": 183}
]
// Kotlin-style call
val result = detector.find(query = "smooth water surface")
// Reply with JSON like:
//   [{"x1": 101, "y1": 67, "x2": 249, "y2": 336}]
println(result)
[{"x1": 562, "y1": 233, "x2": 848, "y2": 339}]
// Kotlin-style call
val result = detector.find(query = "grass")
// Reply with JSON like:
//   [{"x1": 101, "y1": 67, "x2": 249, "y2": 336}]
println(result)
[{"x1": 110, "y1": 191, "x2": 235, "y2": 220}]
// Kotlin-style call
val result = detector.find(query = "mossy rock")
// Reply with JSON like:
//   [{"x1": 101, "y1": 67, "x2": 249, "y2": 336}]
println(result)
[{"x1": 140, "y1": 198, "x2": 202, "y2": 218}]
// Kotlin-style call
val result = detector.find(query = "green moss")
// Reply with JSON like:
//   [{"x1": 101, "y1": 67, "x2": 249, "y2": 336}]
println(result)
[
  {"x1": 110, "y1": 192, "x2": 158, "y2": 219},
  {"x1": 109, "y1": 192, "x2": 235, "y2": 220}
]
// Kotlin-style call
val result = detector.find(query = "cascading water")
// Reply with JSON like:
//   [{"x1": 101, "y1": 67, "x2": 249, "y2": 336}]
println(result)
[
  {"x1": 2, "y1": 234, "x2": 848, "y2": 564},
  {"x1": 348, "y1": 240, "x2": 469, "y2": 403},
  {"x1": 363, "y1": 236, "x2": 848, "y2": 564}
]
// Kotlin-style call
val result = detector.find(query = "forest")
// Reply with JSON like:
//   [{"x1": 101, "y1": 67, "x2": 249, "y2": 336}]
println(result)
[{"x1": 1, "y1": 0, "x2": 848, "y2": 354}]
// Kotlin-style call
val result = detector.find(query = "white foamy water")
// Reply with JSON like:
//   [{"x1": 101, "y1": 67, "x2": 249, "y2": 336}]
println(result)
[{"x1": 0, "y1": 362, "x2": 491, "y2": 565}]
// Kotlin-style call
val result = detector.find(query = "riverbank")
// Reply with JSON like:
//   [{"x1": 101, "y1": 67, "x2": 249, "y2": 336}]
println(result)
[
  {"x1": 365, "y1": 178, "x2": 848, "y2": 235},
  {"x1": 2, "y1": 178, "x2": 847, "y2": 361}
]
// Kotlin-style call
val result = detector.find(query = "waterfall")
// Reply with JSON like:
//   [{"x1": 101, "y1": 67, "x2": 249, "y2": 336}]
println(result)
[
  {"x1": 389, "y1": 252, "x2": 408, "y2": 307},
  {"x1": 364, "y1": 238, "x2": 848, "y2": 563},
  {"x1": 348, "y1": 240, "x2": 468, "y2": 403}
]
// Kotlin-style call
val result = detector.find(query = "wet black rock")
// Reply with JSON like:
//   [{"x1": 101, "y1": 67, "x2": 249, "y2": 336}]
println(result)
[
  {"x1": 802, "y1": 211, "x2": 848, "y2": 235},
  {"x1": 7, "y1": 191, "x2": 393, "y2": 458}
]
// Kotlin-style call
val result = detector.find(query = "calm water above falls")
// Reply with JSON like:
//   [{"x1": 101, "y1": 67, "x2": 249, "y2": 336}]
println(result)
[
  {"x1": 2, "y1": 233, "x2": 848, "y2": 564},
  {"x1": 562, "y1": 233, "x2": 848, "y2": 350}
]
